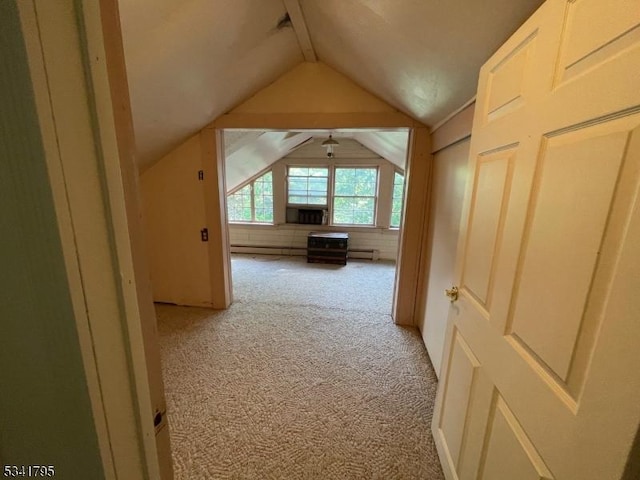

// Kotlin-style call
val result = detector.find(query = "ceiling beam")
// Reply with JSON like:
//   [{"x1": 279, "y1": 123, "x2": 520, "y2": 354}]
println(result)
[
  {"x1": 283, "y1": 0, "x2": 317, "y2": 62},
  {"x1": 214, "y1": 112, "x2": 420, "y2": 129}
]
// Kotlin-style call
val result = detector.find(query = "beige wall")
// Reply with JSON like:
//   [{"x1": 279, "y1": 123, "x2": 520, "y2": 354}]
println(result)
[
  {"x1": 140, "y1": 134, "x2": 213, "y2": 306},
  {"x1": 232, "y1": 62, "x2": 400, "y2": 115},
  {"x1": 417, "y1": 103, "x2": 474, "y2": 376},
  {"x1": 230, "y1": 224, "x2": 399, "y2": 261}
]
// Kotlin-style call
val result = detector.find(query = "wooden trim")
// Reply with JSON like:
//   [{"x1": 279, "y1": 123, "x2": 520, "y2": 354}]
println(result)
[
  {"x1": 432, "y1": 134, "x2": 473, "y2": 155},
  {"x1": 431, "y1": 101, "x2": 476, "y2": 153},
  {"x1": 283, "y1": 0, "x2": 317, "y2": 62},
  {"x1": 213, "y1": 112, "x2": 420, "y2": 129},
  {"x1": 431, "y1": 96, "x2": 476, "y2": 132},
  {"x1": 17, "y1": 0, "x2": 155, "y2": 478},
  {"x1": 272, "y1": 162, "x2": 288, "y2": 225},
  {"x1": 376, "y1": 162, "x2": 395, "y2": 228},
  {"x1": 95, "y1": 0, "x2": 172, "y2": 478},
  {"x1": 392, "y1": 127, "x2": 433, "y2": 325},
  {"x1": 76, "y1": 0, "x2": 167, "y2": 475},
  {"x1": 202, "y1": 129, "x2": 233, "y2": 308}
]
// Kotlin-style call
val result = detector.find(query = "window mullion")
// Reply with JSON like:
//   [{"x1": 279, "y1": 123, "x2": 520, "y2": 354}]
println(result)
[
  {"x1": 328, "y1": 166, "x2": 336, "y2": 226},
  {"x1": 374, "y1": 166, "x2": 379, "y2": 226},
  {"x1": 250, "y1": 181, "x2": 255, "y2": 222}
]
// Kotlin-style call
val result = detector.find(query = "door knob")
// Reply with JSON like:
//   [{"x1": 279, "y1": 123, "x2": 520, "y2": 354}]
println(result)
[{"x1": 445, "y1": 286, "x2": 459, "y2": 303}]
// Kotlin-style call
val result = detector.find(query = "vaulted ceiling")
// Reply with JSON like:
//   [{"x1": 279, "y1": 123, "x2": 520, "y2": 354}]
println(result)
[
  {"x1": 119, "y1": 0, "x2": 544, "y2": 170},
  {"x1": 223, "y1": 130, "x2": 409, "y2": 192}
]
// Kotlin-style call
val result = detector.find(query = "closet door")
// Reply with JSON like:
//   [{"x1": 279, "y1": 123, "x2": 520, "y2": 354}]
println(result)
[{"x1": 432, "y1": 1, "x2": 640, "y2": 478}]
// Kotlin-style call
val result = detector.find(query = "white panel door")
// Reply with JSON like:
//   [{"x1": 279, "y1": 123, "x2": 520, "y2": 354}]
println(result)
[{"x1": 432, "y1": 1, "x2": 640, "y2": 479}]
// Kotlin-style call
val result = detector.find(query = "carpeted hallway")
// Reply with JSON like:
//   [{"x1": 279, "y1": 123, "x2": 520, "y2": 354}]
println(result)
[{"x1": 158, "y1": 254, "x2": 444, "y2": 479}]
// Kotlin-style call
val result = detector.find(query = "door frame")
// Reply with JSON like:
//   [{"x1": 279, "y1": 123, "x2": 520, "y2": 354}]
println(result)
[
  {"x1": 18, "y1": 1, "x2": 437, "y2": 479},
  {"x1": 209, "y1": 117, "x2": 434, "y2": 325},
  {"x1": 18, "y1": 0, "x2": 166, "y2": 478}
]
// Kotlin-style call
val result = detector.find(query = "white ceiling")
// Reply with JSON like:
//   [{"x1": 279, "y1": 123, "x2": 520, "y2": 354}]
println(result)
[
  {"x1": 301, "y1": 0, "x2": 543, "y2": 123},
  {"x1": 224, "y1": 131, "x2": 313, "y2": 191},
  {"x1": 119, "y1": 0, "x2": 302, "y2": 168},
  {"x1": 119, "y1": 0, "x2": 544, "y2": 170},
  {"x1": 223, "y1": 129, "x2": 409, "y2": 192}
]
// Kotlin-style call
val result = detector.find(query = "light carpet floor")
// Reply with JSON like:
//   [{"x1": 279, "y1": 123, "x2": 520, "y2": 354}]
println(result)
[{"x1": 158, "y1": 255, "x2": 444, "y2": 479}]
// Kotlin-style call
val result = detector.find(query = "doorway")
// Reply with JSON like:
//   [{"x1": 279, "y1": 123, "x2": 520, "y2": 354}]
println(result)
[
  {"x1": 207, "y1": 124, "x2": 431, "y2": 324},
  {"x1": 221, "y1": 128, "x2": 409, "y2": 315}
]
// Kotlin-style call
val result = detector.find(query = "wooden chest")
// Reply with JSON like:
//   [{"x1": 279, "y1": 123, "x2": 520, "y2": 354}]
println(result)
[{"x1": 307, "y1": 232, "x2": 349, "y2": 265}]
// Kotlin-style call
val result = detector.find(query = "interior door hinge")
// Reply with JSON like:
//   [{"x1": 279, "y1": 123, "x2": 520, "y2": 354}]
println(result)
[
  {"x1": 200, "y1": 228, "x2": 208, "y2": 242},
  {"x1": 153, "y1": 408, "x2": 167, "y2": 433},
  {"x1": 198, "y1": 170, "x2": 204, "y2": 180}
]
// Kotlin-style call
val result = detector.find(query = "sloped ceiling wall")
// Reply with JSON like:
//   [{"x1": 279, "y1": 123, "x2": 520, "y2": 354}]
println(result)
[
  {"x1": 302, "y1": 0, "x2": 544, "y2": 125},
  {"x1": 353, "y1": 132, "x2": 408, "y2": 169},
  {"x1": 120, "y1": 0, "x2": 544, "y2": 171},
  {"x1": 119, "y1": 0, "x2": 302, "y2": 169},
  {"x1": 225, "y1": 131, "x2": 313, "y2": 192}
]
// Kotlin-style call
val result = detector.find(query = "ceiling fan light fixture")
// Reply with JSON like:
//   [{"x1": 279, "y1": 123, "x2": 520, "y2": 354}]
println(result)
[
  {"x1": 322, "y1": 134, "x2": 339, "y2": 158},
  {"x1": 321, "y1": 134, "x2": 339, "y2": 147}
]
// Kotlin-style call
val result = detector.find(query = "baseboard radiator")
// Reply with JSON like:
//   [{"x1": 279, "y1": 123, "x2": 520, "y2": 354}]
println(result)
[{"x1": 230, "y1": 244, "x2": 380, "y2": 261}]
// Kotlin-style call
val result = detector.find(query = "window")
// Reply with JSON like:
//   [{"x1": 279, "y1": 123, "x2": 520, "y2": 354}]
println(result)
[
  {"x1": 332, "y1": 167, "x2": 378, "y2": 225},
  {"x1": 227, "y1": 171, "x2": 273, "y2": 223},
  {"x1": 390, "y1": 171, "x2": 405, "y2": 228},
  {"x1": 287, "y1": 167, "x2": 329, "y2": 205},
  {"x1": 227, "y1": 183, "x2": 252, "y2": 222}
]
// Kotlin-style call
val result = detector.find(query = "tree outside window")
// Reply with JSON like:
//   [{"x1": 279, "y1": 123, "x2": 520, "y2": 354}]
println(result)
[
  {"x1": 390, "y1": 171, "x2": 405, "y2": 228},
  {"x1": 287, "y1": 167, "x2": 329, "y2": 206},
  {"x1": 332, "y1": 167, "x2": 377, "y2": 225},
  {"x1": 227, "y1": 171, "x2": 273, "y2": 223}
]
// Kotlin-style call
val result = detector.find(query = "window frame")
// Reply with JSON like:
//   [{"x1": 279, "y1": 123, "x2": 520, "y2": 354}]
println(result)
[
  {"x1": 331, "y1": 165, "x2": 379, "y2": 226},
  {"x1": 390, "y1": 169, "x2": 405, "y2": 228},
  {"x1": 286, "y1": 165, "x2": 330, "y2": 207},
  {"x1": 226, "y1": 170, "x2": 274, "y2": 224}
]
